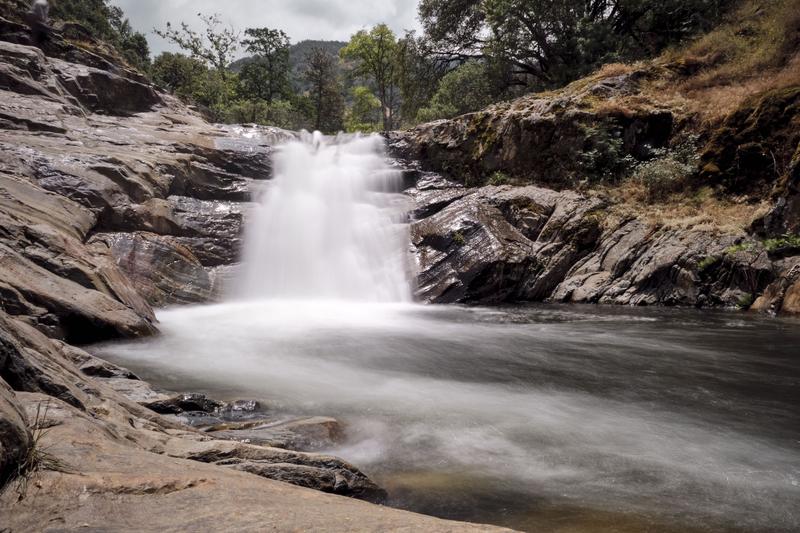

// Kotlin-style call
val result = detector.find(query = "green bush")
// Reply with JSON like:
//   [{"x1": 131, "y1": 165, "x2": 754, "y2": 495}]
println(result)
[
  {"x1": 488, "y1": 171, "x2": 510, "y2": 186},
  {"x1": 416, "y1": 61, "x2": 495, "y2": 122},
  {"x1": 631, "y1": 135, "x2": 700, "y2": 202}
]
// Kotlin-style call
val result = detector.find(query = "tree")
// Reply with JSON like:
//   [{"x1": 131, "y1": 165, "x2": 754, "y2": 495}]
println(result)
[
  {"x1": 155, "y1": 13, "x2": 239, "y2": 79},
  {"x1": 419, "y1": 0, "x2": 731, "y2": 90},
  {"x1": 396, "y1": 31, "x2": 446, "y2": 127},
  {"x1": 240, "y1": 28, "x2": 292, "y2": 105},
  {"x1": 340, "y1": 24, "x2": 400, "y2": 131},
  {"x1": 151, "y1": 52, "x2": 206, "y2": 97},
  {"x1": 304, "y1": 47, "x2": 344, "y2": 133},
  {"x1": 345, "y1": 86, "x2": 382, "y2": 133},
  {"x1": 49, "y1": 0, "x2": 150, "y2": 71},
  {"x1": 417, "y1": 61, "x2": 494, "y2": 122},
  {"x1": 109, "y1": 9, "x2": 150, "y2": 70}
]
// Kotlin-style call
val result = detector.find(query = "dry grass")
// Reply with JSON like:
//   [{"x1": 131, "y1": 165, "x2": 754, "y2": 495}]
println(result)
[
  {"x1": 595, "y1": 62, "x2": 637, "y2": 79},
  {"x1": 606, "y1": 182, "x2": 771, "y2": 233},
  {"x1": 7, "y1": 401, "x2": 71, "y2": 501},
  {"x1": 653, "y1": 0, "x2": 800, "y2": 122}
]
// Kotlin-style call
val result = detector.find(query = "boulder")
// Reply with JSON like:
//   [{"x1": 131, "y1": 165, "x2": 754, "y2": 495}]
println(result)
[{"x1": 207, "y1": 416, "x2": 345, "y2": 452}]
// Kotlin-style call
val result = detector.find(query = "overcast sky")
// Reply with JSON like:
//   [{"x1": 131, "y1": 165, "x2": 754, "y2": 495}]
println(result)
[{"x1": 113, "y1": 0, "x2": 423, "y2": 57}]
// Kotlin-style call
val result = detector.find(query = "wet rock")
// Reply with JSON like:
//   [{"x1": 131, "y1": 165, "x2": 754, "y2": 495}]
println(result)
[
  {"x1": 209, "y1": 416, "x2": 345, "y2": 452},
  {"x1": 49, "y1": 57, "x2": 161, "y2": 114},
  {"x1": 55, "y1": 341, "x2": 139, "y2": 380},
  {"x1": 410, "y1": 178, "x2": 779, "y2": 309},
  {"x1": 221, "y1": 399, "x2": 261, "y2": 416},
  {"x1": 0, "y1": 312, "x2": 90, "y2": 408},
  {"x1": 98, "y1": 377, "x2": 173, "y2": 405},
  {"x1": 169, "y1": 439, "x2": 387, "y2": 503},
  {"x1": 0, "y1": 243, "x2": 156, "y2": 343},
  {"x1": 90, "y1": 232, "x2": 215, "y2": 307},
  {"x1": 104, "y1": 196, "x2": 249, "y2": 268},
  {"x1": 411, "y1": 185, "x2": 604, "y2": 303},
  {"x1": 144, "y1": 394, "x2": 224, "y2": 416}
]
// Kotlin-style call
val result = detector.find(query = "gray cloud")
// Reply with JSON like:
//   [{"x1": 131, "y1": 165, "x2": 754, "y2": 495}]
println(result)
[{"x1": 112, "y1": 0, "x2": 422, "y2": 56}]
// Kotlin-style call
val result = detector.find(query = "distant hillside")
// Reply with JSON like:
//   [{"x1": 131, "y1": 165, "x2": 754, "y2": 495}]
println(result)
[{"x1": 230, "y1": 40, "x2": 347, "y2": 93}]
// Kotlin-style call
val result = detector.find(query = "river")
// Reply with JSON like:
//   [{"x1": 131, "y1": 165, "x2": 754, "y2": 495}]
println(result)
[{"x1": 92, "y1": 302, "x2": 800, "y2": 532}]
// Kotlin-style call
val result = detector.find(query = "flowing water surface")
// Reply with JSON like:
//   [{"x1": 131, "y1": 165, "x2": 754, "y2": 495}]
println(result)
[
  {"x1": 93, "y1": 134, "x2": 799, "y2": 532},
  {"x1": 94, "y1": 303, "x2": 800, "y2": 532}
]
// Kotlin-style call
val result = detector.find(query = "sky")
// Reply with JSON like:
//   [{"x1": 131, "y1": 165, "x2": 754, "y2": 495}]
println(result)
[{"x1": 114, "y1": 0, "x2": 423, "y2": 57}]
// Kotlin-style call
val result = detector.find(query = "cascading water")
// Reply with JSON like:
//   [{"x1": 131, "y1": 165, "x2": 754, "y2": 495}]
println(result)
[{"x1": 235, "y1": 132, "x2": 412, "y2": 302}]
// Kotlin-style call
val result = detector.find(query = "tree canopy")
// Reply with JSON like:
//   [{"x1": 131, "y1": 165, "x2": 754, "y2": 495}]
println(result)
[
  {"x1": 419, "y1": 0, "x2": 731, "y2": 88},
  {"x1": 340, "y1": 24, "x2": 400, "y2": 130}
]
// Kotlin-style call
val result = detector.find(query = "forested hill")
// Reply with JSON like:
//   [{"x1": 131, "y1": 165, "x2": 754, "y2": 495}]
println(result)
[{"x1": 230, "y1": 39, "x2": 346, "y2": 74}]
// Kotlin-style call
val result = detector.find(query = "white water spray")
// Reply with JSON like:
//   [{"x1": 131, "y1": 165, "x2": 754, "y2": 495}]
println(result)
[{"x1": 235, "y1": 132, "x2": 412, "y2": 302}]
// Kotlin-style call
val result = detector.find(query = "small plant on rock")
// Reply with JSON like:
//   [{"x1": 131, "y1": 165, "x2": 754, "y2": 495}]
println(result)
[
  {"x1": 764, "y1": 234, "x2": 800, "y2": 253},
  {"x1": 11, "y1": 401, "x2": 70, "y2": 501},
  {"x1": 630, "y1": 135, "x2": 700, "y2": 203},
  {"x1": 737, "y1": 292, "x2": 755, "y2": 310},
  {"x1": 697, "y1": 255, "x2": 720, "y2": 272},
  {"x1": 488, "y1": 171, "x2": 511, "y2": 186}
]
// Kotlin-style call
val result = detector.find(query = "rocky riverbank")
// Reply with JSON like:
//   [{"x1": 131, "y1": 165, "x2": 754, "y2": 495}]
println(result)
[{"x1": 391, "y1": 57, "x2": 799, "y2": 313}]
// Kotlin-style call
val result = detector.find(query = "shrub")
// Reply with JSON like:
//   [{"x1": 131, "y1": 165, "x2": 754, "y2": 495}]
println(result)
[
  {"x1": 630, "y1": 135, "x2": 700, "y2": 203},
  {"x1": 488, "y1": 171, "x2": 510, "y2": 186}
]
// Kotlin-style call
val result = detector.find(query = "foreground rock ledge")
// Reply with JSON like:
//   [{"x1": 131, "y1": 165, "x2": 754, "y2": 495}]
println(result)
[{"x1": 0, "y1": 392, "x2": 509, "y2": 532}]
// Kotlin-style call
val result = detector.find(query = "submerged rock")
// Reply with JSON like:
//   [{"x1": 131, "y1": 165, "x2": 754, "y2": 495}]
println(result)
[
  {"x1": 208, "y1": 416, "x2": 345, "y2": 452},
  {"x1": 170, "y1": 438, "x2": 386, "y2": 503}
]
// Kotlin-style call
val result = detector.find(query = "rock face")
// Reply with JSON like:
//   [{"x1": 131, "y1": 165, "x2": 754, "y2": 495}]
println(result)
[
  {"x1": 391, "y1": 71, "x2": 673, "y2": 188},
  {"x1": 407, "y1": 180, "x2": 776, "y2": 308},
  {"x1": 0, "y1": 27, "x2": 287, "y2": 334}
]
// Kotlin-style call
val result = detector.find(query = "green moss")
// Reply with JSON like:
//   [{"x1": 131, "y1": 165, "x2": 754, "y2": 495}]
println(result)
[
  {"x1": 725, "y1": 242, "x2": 754, "y2": 254},
  {"x1": 764, "y1": 233, "x2": 800, "y2": 252},
  {"x1": 737, "y1": 292, "x2": 755, "y2": 309},
  {"x1": 697, "y1": 255, "x2": 721, "y2": 272},
  {"x1": 453, "y1": 231, "x2": 466, "y2": 246}
]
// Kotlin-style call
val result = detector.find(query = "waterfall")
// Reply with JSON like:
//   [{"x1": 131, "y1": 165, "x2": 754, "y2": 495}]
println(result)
[{"x1": 235, "y1": 132, "x2": 412, "y2": 302}]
